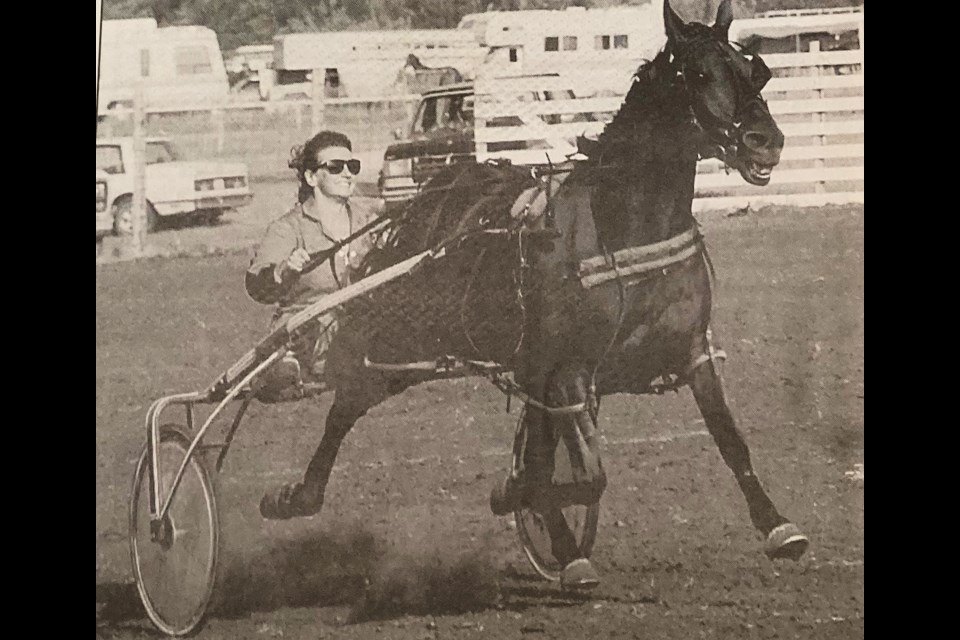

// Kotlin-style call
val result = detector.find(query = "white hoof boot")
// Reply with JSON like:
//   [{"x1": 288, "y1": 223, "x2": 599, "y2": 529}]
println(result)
[
  {"x1": 560, "y1": 558, "x2": 601, "y2": 591},
  {"x1": 765, "y1": 523, "x2": 809, "y2": 561}
]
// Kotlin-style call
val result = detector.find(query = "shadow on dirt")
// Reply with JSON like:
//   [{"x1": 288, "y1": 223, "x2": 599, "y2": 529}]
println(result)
[
  {"x1": 96, "y1": 582, "x2": 142, "y2": 623},
  {"x1": 496, "y1": 582, "x2": 596, "y2": 612},
  {"x1": 96, "y1": 582, "x2": 157, "y2": 637}
]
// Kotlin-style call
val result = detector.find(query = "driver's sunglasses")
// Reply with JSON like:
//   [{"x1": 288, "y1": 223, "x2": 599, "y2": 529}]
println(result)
[{"x1": 317, "y1": 159, "x2": 361, "y2": 176}]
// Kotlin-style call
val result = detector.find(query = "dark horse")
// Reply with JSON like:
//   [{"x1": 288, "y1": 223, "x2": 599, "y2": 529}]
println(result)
[
  {"x1": 260, "y1": 0, "x2": 808, "y2": 588},
  {"x1": 396, "y1": 53, "x2": 465, "y2": 93}
]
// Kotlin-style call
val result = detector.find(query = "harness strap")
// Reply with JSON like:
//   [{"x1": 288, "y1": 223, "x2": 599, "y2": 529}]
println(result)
[
  {"x1": 363, "y1": 355, "x2": 589, "y2": 416},
  {"x1": 579, "y1": 226, "x2": 702, "y2": 289}
]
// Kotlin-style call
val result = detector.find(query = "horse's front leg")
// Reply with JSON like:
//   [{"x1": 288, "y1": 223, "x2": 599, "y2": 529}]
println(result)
[
  {"x1": 259, "y1": 389, "x2": 379, "y2": 520},
  {"x1": 687, "y1": 335, "x2": 809, "y2": 560},
  {"x1": 532, "y1": 365, "x2": 606, "y2": 588},
  {"x1": 260, "y1": 325, "x2": 399, "y2": 521}
]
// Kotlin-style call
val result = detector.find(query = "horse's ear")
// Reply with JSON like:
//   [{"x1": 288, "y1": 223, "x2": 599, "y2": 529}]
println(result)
[
  {"x1": 663, "y1": 0, "x2": 688, "y2": 45},
  {"x1": 714, "y1": 0, "x2": 734, "y2": 39}
]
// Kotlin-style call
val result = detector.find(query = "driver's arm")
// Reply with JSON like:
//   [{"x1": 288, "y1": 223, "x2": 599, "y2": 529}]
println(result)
[{"x1": 245, "y1": 219, "x2": 302, "y2": 304}]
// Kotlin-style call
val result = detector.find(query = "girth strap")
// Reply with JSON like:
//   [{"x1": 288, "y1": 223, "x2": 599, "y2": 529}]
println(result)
[{"x1": 579, "y1": 227, "x2": 702, "y2": 289}]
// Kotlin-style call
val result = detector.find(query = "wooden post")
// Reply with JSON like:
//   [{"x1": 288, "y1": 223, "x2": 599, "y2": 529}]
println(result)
[
  {"x1": 311, "y1": 68, "x2": 325, "y2": 134},
  {"x1": 213, "y1": 107, "x2": 225, "y2": 154},
  {"x1": 131, "y1": 83, "x2": 148, "y2": 255},
  {"x1": 810, "y1": 41, "x2": 825, "y2": 195},
  {"x1": 404, "y1": 97, "x2": 416, "y2": 127},
  {"x1": 858, "y1": 17, "x2": 864, "y2": 76}
]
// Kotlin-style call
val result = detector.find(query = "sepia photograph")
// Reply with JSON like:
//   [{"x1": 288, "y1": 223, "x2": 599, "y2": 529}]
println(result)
[{"x1": 96, "y1": 1, "x2": 864, "y2": 637}]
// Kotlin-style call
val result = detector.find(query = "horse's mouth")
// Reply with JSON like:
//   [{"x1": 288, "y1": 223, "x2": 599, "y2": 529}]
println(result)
[{"x1": 739, "y1": 159, "x2": 774, "y2": 186}]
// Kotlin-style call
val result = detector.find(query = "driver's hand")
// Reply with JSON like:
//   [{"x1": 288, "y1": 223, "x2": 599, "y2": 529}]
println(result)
[
  {"x1": 276, "y1": 248, "x2": 310, "y2": 282},
  {"x1": 285, "y1": 248, "x2": 310, "y2": 272}
]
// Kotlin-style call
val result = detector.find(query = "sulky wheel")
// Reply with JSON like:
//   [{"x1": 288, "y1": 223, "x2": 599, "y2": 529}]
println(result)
[
  {"x1": 510, "y1": 414, "x2": 600, "y2": 582},
  {"x1": 129, "y1": 424, "x2": 220, "y2": 636},
  {"x1": 515, "y1": 502, "x2": 600, "y2": 582}
]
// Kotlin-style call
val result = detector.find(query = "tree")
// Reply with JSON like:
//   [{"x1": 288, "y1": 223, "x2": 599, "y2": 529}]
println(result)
[{"x1": 101, "y1": 0, "x2": 864, "y2": 50}]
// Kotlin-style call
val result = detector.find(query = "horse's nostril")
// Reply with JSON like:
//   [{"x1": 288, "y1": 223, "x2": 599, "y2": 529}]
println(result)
[{"x1": 743, "y1": 131, "x2": 770, "y2": 149}]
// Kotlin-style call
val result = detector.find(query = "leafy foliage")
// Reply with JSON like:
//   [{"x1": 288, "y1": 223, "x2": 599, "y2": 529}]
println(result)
[{"x1": 101, "y1": 0, "x2": 863, "y2": 50}]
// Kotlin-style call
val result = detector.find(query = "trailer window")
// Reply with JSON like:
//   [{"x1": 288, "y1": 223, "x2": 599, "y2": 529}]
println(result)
[
  {"x1": 276, "y1": 69, "x2": 310, "y2": 85},
  {"x1": 544, "y1": 37, "x2": 559, "y2": 52},
  {"x1": 175, "y1": 46, "x2": 213, "y2": 75},
  {"x1": 145, "y1": 141, "x2": 177, "y2": 164},
  {"x1": 562, "y1": 36, "x2": 578, "y2": 51},
  {"x1": 614, "y1": 35, "x2": 629, "y2": 49}
]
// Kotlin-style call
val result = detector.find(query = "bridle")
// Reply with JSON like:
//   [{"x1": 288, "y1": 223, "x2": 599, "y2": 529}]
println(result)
[{"x1": 663, "y1": 38, "x2": 773, "y2": 163}]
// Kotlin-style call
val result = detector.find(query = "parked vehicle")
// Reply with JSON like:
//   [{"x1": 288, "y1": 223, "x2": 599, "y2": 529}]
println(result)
[
  {"x1": 265, "y1": 29, "x2": 483, "y2": 100},
  {"x1": 97, "y1": 169, "x2": 112, "y2": 239},
  {"x1": 95, "y1": 137, "x2": 253, "y2": 235},
  {"x1": 97, "y1": 18, "x2": 229, "y2": 113},
  {"x1": 378, "y1": 78, "x2": 599, "y2": 211}
]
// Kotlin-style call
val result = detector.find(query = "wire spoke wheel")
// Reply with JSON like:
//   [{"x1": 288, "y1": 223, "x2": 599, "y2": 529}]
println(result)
[
  {"x1": 510, "y1": 410, "x2": 600, "y2": 581},
  {"x1": 129, "y1": 424, "x2": 219, "y2": 636},
  {"x1": 515, "y1": 502, "x2": 599, "y2": 582}
]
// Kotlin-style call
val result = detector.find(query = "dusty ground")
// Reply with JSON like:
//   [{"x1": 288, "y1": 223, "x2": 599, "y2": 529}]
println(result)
[{"x1": 96, "y1": 203, "x2": 864, "y2": 639}]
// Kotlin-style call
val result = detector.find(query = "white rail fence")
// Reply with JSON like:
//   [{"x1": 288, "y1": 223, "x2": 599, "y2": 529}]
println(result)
[
  {"x1": 97, "y1": 89, "x2": 421, "y2": 155},
  {"x1": 97, "y1": 44, "x2": 863, "y2": 212},
  {"x1": 475, "y1": 45, "x2": 864, "y2": 211}
]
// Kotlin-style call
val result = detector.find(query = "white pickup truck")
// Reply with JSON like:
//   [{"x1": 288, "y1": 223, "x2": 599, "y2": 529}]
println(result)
[{"x1": 95, "y1": 136, "x2": 253, "y2": 235}]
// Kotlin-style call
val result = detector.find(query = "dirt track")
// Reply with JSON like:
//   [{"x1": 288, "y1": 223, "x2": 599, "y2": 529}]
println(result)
[{"x1": 96, "y1": 204, "x2": 863, "y2": 639}]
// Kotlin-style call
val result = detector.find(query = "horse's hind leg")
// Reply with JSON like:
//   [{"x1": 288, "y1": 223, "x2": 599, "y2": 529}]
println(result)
[
  {"x1": 688, "y1": 339, "x2": 809, "y2": 560},
  {"x1": 260, "y1": 375, "x2": 396, "y2": 520}
]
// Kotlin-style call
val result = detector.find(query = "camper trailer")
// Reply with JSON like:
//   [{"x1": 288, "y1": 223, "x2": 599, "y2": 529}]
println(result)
[
  {"x1": 224, "y1": 44, "x2": 275, "y2": 98},
  {"x1": 97, "y1": 18, "x2": 229, "y2": 112},
  {"x1": 264, "y1": 29, "x2": 484, "y2": 100},
  {"x1": 729, "y1": 6, "x2": 864, "y2": 56},
  {"x1": 459, "y1": 3, "x2": 666, "y2": 85}
]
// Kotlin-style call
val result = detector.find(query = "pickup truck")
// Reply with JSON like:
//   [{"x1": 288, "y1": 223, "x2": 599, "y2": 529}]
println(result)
[
  {"x1": 95, "y1": 136, "x2": 253, "y2": 235},
  {"x1": 378, "y1": 79, "x2": 604, "y2": 212}
]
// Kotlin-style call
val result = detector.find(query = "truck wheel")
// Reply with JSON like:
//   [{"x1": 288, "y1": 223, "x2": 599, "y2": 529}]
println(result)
[{"x1": 113, "y1": 198, "x2": 159, "y2": 236}]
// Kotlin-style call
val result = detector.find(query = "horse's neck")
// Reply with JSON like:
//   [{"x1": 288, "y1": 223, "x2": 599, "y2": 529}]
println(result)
[{"x1": 585, "y1": 81, "x2": 699, "y2": 252}]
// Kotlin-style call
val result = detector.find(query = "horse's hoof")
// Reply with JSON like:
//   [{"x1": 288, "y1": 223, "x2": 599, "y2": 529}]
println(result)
[
  {"x1": 259, "y1": 482, "x2": 320, "y2": 521},
  {"x1": 490, "y1": 476, "x2": 522, "y2": 516},
  {"x1": 765, "y1": 523, "x2": 809, "y2": 561},
  {"x1": 560, "y1": 558, "x2": 601, "y2": 591}
]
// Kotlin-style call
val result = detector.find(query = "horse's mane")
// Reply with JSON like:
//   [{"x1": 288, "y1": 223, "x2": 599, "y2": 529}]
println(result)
[
  {"x1": 593, "y1": 49, "x2": 680, "y2": 153},
  {"x1": 356, "y1": 162, "x2": 536, "y2": 278}
]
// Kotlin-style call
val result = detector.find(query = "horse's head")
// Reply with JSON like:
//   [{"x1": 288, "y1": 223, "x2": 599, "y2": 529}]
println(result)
[{"x1": 663, "y1": 0, "x2": 783, "y2": 185}]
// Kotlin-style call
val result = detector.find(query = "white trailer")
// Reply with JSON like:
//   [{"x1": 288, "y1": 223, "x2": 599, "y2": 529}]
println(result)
[
  {"x1": 98, "y1": 18, "x2": 229, "y2": 113},
  {"x1": 264, "y1": 29, "x2": 485, "y2": 100}
]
